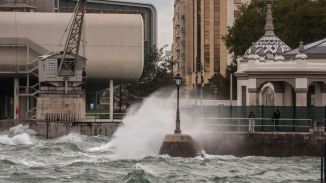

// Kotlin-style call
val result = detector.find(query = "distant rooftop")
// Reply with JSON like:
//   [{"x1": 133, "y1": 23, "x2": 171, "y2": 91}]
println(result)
[{"x1": 285, "y1": 38, "x2": 326, "y2": 59}]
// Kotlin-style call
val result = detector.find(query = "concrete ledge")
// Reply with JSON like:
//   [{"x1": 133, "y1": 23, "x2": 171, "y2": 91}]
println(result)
[
  {"x1": 201, "y1": 132, "x2": 326, "y2": 157},
  {"x1": 162, "y1": 134, "x2": 193, "y2": 143},
  {"x1": 159, "y1": 134, "x2": 198, "y2": 158}
]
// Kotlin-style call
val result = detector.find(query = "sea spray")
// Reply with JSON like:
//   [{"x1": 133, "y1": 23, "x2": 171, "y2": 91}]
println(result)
[
  {"x1": 88, "y1": 88, "x2": 214, "y2": 159},
  {"x1": 0, "y1": 133, "x2": 33, "y2": 146},
  {"x1": 0, "y1": 124, "x2": 35, "y2": 146},
  {"x1": 99, "y1": 90, "x2": 176, "y2": 159},
  {"x1": 9, "y1": 124, "x2": 36, "y2": 136}
]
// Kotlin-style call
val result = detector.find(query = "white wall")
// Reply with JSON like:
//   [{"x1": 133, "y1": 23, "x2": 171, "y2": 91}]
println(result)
[{"x1": 0, "y1": 12, "x2": 144, "y2": 80}]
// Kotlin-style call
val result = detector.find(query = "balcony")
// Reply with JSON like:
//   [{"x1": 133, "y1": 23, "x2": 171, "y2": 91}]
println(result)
[{"x1": 175, "y1": 30, "x2": 181, "y2": 37}]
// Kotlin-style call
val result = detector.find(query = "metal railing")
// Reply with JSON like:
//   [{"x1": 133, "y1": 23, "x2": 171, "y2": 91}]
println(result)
[
  {"x1": 85, "y1": 112, "x2": 125, "y2": 122},
  {"x1": 202, "y1": 117, "x2": 313, "y2": 133},
  {"x1": 43, "y1": 112, "x2": 126, "y2": 123},
  {"x1": 194, "y1": 105, "x2": 326, "y2": 123},
  {"x1": 321, "y1": 142, "x2": 326, "y2": 183}
]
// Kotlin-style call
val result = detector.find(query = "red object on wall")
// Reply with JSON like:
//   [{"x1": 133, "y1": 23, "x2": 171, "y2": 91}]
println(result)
[{"x1": 15, "y1": 106, "x2": 19, "y2": 114}]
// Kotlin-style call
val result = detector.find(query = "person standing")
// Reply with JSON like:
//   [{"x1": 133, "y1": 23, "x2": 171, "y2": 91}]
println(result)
[
  {"x1": 248, "y1": 111, "x2": 255, "y2": 132},
  {"x1": 274, "y1": 109, "x2": 281, "y2": 131}
]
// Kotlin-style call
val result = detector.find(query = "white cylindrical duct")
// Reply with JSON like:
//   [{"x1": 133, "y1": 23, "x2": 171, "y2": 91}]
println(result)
[{"x1": 0, "y1": 12, "x2": 144, "y2": 80}]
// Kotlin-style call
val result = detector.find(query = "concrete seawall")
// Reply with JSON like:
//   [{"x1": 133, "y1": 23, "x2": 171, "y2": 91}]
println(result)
[
  {"x1": 1, "y1": 120, "x2": 326, "y2": 157},
  {"x1": 200, "y1": 132, "x2": 326, "y2": 157},
  {"x1": 0, "y1": 120, "x2": 121, "y2": 138}
]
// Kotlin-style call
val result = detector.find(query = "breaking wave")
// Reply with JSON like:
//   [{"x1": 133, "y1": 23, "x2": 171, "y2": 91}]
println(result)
[{"x1": 0, "y1": 124, "x2": 35, "y2": 146}]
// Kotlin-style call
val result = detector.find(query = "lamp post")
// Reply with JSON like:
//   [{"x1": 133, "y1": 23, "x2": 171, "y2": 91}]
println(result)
[{"x1": 175, "y1": 73, "x2": 182, "y2": 134}]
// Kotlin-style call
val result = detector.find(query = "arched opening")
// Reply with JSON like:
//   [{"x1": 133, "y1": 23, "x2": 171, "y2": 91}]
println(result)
[
  {"x1": 260, "y1": 83, "x2": 275, "y2": 106},
  {"x1": 258, "y1": 81, "x2": 295, "y2": 106},
  {"x1": 308, "y1": 81, "x2": 326, "y2": 107}
]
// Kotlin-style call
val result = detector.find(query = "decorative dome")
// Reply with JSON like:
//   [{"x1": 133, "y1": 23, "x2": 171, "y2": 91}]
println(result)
[{"x1": 244, "y1": 3, "x2": 291, "y2": 58}]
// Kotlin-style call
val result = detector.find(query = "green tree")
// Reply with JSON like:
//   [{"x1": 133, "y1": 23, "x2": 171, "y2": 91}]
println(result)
[
  {"x1": 203, "y1": 73, "x2": 228, "y2": 99},
  {"x1": 223, "y1": 0, "x2": 326, "y2": 57},
  {"x1": 121, "y1": 46, "x2": 175, "y2": 102}
]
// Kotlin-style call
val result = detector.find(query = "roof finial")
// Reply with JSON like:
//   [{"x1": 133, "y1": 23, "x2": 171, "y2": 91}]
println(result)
[
  {"x1": 295, "y1": 41, "x2": 307, "y2": 60},
  {"x1": 299, "y1": 41, "x2": 304, "y2": 53},
  {"x1": 251, "y1": 42, "x2": 257, "y2": 53},
  {"x1": 275, "y1": 44, "x2": 285, "y2": 62},
  {"x1": 265, "y1": 2, "x2": 274, "y2": 35}
]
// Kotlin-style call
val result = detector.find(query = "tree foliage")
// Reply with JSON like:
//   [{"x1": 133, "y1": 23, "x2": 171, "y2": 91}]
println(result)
[
  {"x1": 223, "y1": 0, "x2": 326, "y2": 57},
  {"x1": 120, "y1": 46, "x2": 175, "y2": 102},
  {"x1": 203, "y1": 73, "x2": 229, "y2": 99}
]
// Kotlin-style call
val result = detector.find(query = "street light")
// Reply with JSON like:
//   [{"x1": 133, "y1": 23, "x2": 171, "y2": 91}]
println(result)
[{"x1": 175, "y1": 73, "x2": 182, "y2": 134}]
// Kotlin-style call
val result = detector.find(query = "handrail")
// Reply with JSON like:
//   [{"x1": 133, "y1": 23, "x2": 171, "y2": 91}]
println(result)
[
  {"x1": 201, "y1": 117, "x2": 313, "y2": 133},
  {"x1": 43, "y1": 112, "x2": 126, "y2": 123},
  {"x1": 203, "y1": 117, "x2": 313, "y2": 121}
]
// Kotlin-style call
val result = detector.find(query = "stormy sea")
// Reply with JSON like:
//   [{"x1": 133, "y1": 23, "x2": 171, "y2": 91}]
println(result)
[
  {"x1": 0, "y1": 124, "x2": 320, "y2": 183},
  {"x1": 0, "y1": 92, "x2": 321, "y2": 182}
]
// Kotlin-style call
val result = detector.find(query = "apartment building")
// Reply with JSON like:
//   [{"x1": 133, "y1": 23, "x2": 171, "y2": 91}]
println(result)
[{"x1": 172, "y1": 0, "x2": 250, "y2": 89}]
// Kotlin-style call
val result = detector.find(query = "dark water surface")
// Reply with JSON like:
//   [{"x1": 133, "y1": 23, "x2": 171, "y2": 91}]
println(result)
[{"x1": 0, "y1": 125, "x2": 320, "y2": 183}]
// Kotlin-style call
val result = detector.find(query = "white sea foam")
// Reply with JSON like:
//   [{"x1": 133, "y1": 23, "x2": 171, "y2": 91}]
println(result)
[
  {"x1": 0, "y1": 133, "x2": 33, "y2": 146},
  {"x1": 87, "y1": 143, "x2": 114, "y2": 152},
  {"x1": 88, "y1": 88, "x2": 217, "y2": 159},
  {"x1": 55, "y1": 132, "x2": 82, "y2": 144},
  {"x1": 89, "y1": 90, "x2": 176, "y2": 159}
]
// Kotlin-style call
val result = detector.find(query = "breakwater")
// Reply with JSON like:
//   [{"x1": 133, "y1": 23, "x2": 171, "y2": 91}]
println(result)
[
  {"x1": 1, "y1": 119, "x2": 326, "y2": 157},
  {"x1": 0, "y1": 120, "x2": 121, "y2": 138}
]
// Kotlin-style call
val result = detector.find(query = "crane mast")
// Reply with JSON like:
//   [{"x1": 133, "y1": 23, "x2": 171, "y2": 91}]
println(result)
[{"x1": 59, "y1": 0, "x2": 87, "y2": 76}]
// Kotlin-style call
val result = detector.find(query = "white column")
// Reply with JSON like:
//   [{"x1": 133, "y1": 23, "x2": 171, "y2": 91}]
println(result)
[
  {"x1": 295, "y1": 78, "x2": 308, "y2": 107},
  {"x1": 274, "y1": 93, "x2": 284, "y2": 106},
  {"x1": 296, "y1": 90, "x2": 308, "y2": 107},
  {"x1": 248, "y1": 89, "x2": 259, "y2": 106},
  {"x1": 110, "y1": 80, "x2": 114, "y2": 121},
  {"x1": 14, "y1": 78, "x2": 19, "y2": 120}
]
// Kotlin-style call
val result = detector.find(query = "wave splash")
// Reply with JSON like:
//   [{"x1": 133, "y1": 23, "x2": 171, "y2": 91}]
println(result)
[
  {"x1": 0, "y1": 124, "x2": 35, "y2": 146},
  {"x1": 88, "y1": 90, "x2": 176, "y2": 159}
]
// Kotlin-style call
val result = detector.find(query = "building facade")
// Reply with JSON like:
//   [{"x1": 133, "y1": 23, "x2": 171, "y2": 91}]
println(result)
[
  {"x1": 235, "y1": 3, "x2": 326, "y2": 107},
  {"x1": 0, "y1": 0, "x2": 150, "y2": 120},
  {"x1": 0, "y1": 0, "x2": 36, "y2": 11},
  {"x1": 33, "y1": 0, "x2": 157, "y2": 57},
  {"x1": 172, "y1": 0, "x2": 250, "y2": 90}
]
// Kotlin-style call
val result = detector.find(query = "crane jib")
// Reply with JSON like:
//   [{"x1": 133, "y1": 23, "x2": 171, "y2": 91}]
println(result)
[{"x1": 58, "y1": 0, "x2": 87, "y2": 76}]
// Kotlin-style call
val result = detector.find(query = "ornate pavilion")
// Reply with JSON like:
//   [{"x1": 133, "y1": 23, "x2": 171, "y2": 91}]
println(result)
[{"x1": 235, "y1": 3, "x2": 326, "y2": 107}]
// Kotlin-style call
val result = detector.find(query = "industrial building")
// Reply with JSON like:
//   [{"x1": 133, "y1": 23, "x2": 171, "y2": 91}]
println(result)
[{"x1": 0, "y1": 0, "x2": 156, "y2": 120}]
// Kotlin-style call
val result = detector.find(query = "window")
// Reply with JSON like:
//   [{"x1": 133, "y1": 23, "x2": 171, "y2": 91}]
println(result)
[
  {"x1": 241, "y1": 86, "x2": 247, "y2": 106},
  {"x1": 234, "y1": 10, "x2": 240, "y2": 18},
  {"x1": 234, "y1": 0, "x2": 242, "y2": 4},
  {"x1": 45, "y1": 59, "x2": 58, "y2": 71}
]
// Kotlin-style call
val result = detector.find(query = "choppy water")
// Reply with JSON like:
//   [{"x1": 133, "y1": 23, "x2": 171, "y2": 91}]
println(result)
[{"x1": 0, "y1": 125, "x2": 320, "y2": 183}]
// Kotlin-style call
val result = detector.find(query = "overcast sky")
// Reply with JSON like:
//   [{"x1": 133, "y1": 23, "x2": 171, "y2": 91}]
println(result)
[{"x1": 117, "y1": 0, "x2": 174, "y2": 49}]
